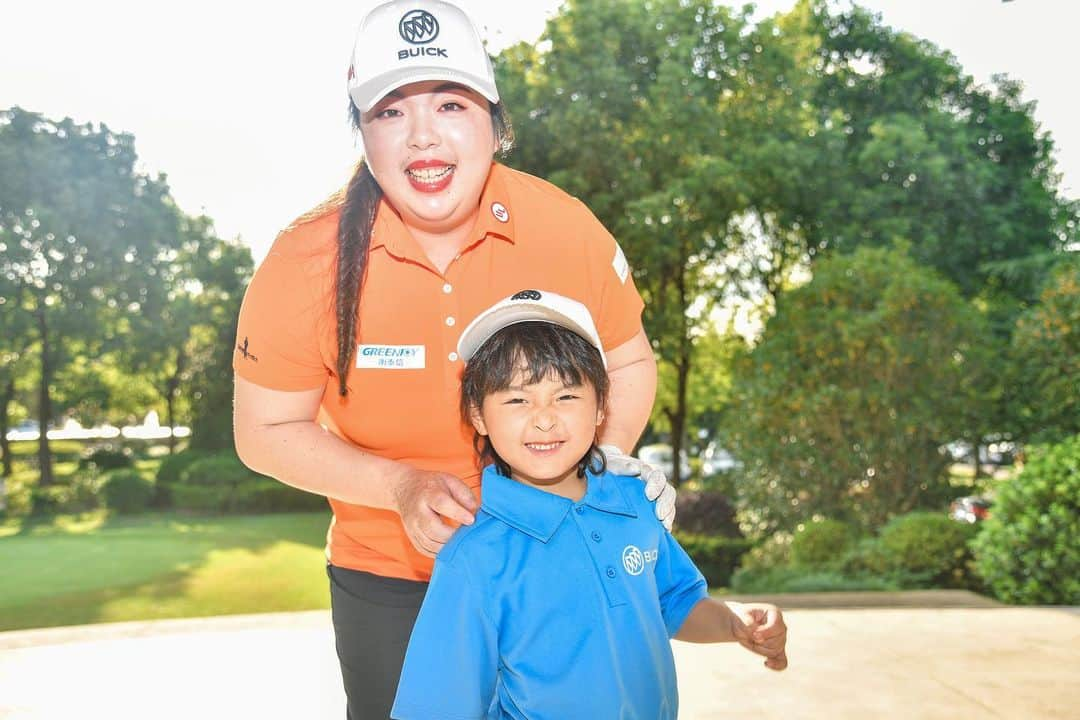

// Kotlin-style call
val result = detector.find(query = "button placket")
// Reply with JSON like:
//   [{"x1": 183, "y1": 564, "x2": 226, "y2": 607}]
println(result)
[{"x1": 573, "y1": 508, "x2": 627, "y2": 608}]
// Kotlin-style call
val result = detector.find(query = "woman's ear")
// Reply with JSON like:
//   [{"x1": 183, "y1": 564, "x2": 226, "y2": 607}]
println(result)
[{"x1": 469, "y1": 405, "x2": 489, "y2": 436}]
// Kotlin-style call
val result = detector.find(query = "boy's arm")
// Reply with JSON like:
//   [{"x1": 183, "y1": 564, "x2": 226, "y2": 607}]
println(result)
[{"x1": 675, "y1": 598, "x2": 789, "y2": 671}]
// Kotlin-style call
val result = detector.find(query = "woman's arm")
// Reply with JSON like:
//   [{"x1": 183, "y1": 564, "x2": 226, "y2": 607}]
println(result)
[
  {"x1": 233, "y1": 374, "x2": 478, "y2": 556},
  {"x1": 599, "y1": 327, "x2": 657, "y2": 452}
]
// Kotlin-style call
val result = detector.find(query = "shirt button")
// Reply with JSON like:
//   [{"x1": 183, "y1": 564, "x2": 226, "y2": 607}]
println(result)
[
  {"x1": 575, "y1": 506, "x2": 585, "y2": 515},
  {"x1": 442, "y1": 283, "x2": 453, "y2": 294},
  {"x1": 448, "y1": 352, "x2": 459, "y2": 362},
  {"x1": 605, "y1": 567, "x2": 616, "y2": 579},
  {"x1": 590, "y1": 531, "x2": 602, "y2": 542},
  {"x1": 445, "y1": 316, "x2": 456, "y2": 327}
]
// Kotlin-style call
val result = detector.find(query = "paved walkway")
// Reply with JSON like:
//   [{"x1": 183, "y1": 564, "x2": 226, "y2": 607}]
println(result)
[{"x1": 1, "y1": 592, "x2": 1077, "y2": 719}]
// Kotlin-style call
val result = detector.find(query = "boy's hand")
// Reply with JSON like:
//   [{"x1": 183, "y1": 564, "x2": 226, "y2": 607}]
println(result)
[{"x1": 728, "y1": 602, "x2": 788, "y2": 671}]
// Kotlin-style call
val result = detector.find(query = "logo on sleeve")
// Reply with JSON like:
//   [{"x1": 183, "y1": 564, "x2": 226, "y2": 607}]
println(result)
[
  {"x1": 356, "y1": 344, "x2": 426, "y2": 369},
  {"x1": 622, "y1": 545, "x2": 657, "y2": 576},
  {"x1": 236, "y1": 337, "x2": 258, "y2": 363},
  {"x1": 612, "y1": 243, "x2": 630, "y2": 285}
]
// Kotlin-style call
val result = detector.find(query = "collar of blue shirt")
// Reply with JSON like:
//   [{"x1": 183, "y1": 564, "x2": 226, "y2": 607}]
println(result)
[{"x1": 480, "y1": 464, "x2": 639, "y2": 543}]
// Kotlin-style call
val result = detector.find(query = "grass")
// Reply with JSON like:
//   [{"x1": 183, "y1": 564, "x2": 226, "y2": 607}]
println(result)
[{"x1": 0, "y1": 510, "x2": 332, "y2": 632}]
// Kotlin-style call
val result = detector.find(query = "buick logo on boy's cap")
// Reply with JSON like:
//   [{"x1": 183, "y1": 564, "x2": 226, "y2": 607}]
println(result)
[{"x1": 399, "y1": 9, "x2": 439, "y2": 44}]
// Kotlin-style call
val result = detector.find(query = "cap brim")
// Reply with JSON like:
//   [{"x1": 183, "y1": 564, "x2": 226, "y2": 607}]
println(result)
[
  {"x1": 457, "y1": 302, "x2": 606, "y2": 368},
  {"x1": 352, "y1": 68, "x2": 500, "y2": 112}
]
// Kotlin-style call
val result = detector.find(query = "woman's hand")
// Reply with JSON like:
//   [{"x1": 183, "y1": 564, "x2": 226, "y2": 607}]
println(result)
[{"x1": 392, "y1": 468, "x2": 479, "y2": 557}]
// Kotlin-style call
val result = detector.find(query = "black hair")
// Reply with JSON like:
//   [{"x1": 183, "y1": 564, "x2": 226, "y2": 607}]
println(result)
[
  {"x1": 333, "y1": 95, "x2": 514, "y2": 397},
  {"x1": 460, "y1": 322, "x2": 609, "y2": 479}
]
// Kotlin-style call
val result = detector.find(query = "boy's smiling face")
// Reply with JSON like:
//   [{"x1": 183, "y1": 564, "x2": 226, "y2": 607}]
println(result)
[{"x1": 471, "y1": 369, "x2": 604, "y2": 500}]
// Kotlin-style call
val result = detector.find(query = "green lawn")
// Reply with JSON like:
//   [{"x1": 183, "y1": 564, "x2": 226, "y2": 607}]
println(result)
[{"x1": 0, "y1": 510, "x2": 332, "y2": 632}]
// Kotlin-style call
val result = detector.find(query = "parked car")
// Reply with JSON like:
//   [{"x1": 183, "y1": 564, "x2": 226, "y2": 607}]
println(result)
[
  {"x1": 700, "y1": 440, "x2": 742, "y2": 476},
  {"x1": 949, "y1": 496, "x2": 993, "y2": 524},
  {"x1": 636, "y1": 443, "x2": 691, "y2": 480}
]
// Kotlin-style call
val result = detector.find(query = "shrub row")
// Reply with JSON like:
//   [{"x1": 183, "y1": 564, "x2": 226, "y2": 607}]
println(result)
[{"x1": 732, "y1": 511, "x2": 981, "y2": 593}]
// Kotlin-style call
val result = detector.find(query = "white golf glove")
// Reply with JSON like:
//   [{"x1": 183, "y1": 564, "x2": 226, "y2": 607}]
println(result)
[{"x1": 600, "y1": 444, "x2": 677, "y2": 531}]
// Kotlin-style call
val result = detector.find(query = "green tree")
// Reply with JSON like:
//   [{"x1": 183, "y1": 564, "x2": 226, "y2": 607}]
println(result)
[
  {"x1": 184, "y1": 231, "x2": 253, "y2": 452},
  {"x1": 498, "y1": 0, "x2": 785, "y2": 484},
  {"x1": 0, "y1": 107, "x2": 184, "y2": 484},
  {"x1": 1008, "y1": 259, "x2": 1080, "y2": 444},
  {"x1": 724, "y1": 245, "x2": 995, "y2": 533},
  {"x1": 789, "y1": 1, "x2": 1069, "y2": 306}
]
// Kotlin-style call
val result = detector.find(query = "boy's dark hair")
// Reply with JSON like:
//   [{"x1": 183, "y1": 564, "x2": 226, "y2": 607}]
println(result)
[{"x1": 461, "y1": 322, "x2": 609, "y2": 479}]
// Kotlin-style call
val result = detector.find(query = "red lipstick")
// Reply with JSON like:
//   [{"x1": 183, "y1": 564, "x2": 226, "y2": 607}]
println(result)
[{"x1": 405, "y1": 159, "x2": 454, "y2": 193}]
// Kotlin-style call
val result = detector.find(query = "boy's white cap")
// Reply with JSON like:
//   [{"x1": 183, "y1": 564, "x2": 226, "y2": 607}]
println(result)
[
  {"x1": 347, "y1": 0, "x2": 500, "y2": 113},
  {"x1": 457, "y1": 290, "x2": 607, "y2": 368}
]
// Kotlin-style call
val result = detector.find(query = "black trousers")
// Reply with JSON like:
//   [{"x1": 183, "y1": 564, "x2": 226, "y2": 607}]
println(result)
[{"x1": 327, "y1": 564, "x2": 429, "y2": 720}]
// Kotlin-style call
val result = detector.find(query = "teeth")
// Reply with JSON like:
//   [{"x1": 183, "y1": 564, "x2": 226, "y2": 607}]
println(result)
[
  {"x1": 406, "y1": 165, "x2": 453, "y2": 182},
  {"x1": 526, "y1": 442, "x2": 561, "y2": 451}
]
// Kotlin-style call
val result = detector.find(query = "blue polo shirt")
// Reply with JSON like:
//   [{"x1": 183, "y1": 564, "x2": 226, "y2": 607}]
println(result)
[{"x1": 391, "y1": 465, "x2": 709, "y2": 720}]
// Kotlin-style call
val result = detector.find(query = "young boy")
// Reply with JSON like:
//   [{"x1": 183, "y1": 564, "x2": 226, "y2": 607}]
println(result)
[{"x1": 391, "y1": 290, "x2": 788, "y2": 720}]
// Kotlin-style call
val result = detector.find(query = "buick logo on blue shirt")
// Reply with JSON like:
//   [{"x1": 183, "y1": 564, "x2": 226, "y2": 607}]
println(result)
[
  {"x1": 622, "y1": 545, "x2": 645, "y2": 576},
  {"x1": 399, "y1": 10, "x2": 439, "y2": 44}
]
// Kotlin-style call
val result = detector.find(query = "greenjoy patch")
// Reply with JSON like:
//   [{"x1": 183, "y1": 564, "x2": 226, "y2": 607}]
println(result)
[{"x1": 356, "y1": 344, "x2": 426, "y2": 369}]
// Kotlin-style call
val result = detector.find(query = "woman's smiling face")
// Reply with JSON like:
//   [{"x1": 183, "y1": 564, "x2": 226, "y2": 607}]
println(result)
[{"x1": 360, "y1": 80, "x2": 497, "y2": 236}]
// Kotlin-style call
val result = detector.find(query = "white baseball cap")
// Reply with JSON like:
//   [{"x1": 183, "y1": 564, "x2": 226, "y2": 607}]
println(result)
[
  {"x1": 347, "y1": 0, "x2": 500, "y2": 113},
  {"x1": 457, "y1": 290, "x2": 607, "y2": 368}
]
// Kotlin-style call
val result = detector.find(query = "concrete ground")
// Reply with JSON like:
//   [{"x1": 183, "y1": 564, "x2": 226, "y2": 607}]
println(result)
[{"x1": 1, "y1": 591, "x2": 1077, "y2": 719}]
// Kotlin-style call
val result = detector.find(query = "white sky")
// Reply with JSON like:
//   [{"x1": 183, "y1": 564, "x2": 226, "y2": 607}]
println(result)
[{"x1": 2, "y1": 1, "x2": 1076, "y2": 264}]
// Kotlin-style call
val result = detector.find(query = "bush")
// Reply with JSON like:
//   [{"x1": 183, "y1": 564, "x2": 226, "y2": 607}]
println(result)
[
  {"x1": 674, "y1": 490, "x2": 741, "y2": 537},
  {"x1": 838, "y1": 537, "x2": 892, "y2": 578},
  {"x1": 231, "y1": 477, "x2": 327, "y2": 514},
  {"x1": 878, "y1": 511, "x2": 979, "y2": 588},
  {"x1": 731, "y1": 565, "x2": 899, "y2": 593},
  {"x1": 171, "y1": 451, "x2": 326, "y2": 514},
  {"x1": 172, "y1": 483, "x2": 236, "y2": 514},
  {"x1": 179, "y1": 453, "x2": 254, "y2": 487},
  {"x1": 737, "y1": 532, "x2": 793, "y2": 572},
  {"x1": 154, "y1": 449, "x2": 209, "y2": 507},
  {"x1": 103, "y1": 470, "x2": 155, "y2": 514},
  {"x1": 1, "y1": 476, "x2": 33, "y2": 517},
  {"x1": 30, "y1": 472, "x2": 103, "y2": 516},
  {"x1": 675, "y1": 533, "x2": 753, "y2": 588},
  {"x1": 791, "y1": 519, "x2": 858, "y2": 568},
  {"x1": 79, "y1": 444, "x2": 134, "y2": 471},
  {"x1": 972, "y1": 436, "x2": 1080, "y2": 605}
]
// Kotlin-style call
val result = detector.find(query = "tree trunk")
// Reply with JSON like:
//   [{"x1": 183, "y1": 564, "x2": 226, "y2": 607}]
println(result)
[
  {"x1": 165, "y1": 345, "x2": 186, "y2": 455},
  {"x1": 35, "y1": 304, "x2": 55, "y2": 487},
  {"x1": 670, "y1": 251, "x2": 691, "y2": 488},
  {"x1": 0, "y1": 375, "x2": 13, "y2": 478}
]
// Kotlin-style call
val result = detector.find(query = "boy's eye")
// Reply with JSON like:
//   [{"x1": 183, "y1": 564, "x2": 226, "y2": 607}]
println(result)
[
  {"x1": 374, "y1": 107, "x2": 401, "y2": 119},
  {"x1": 440, "y1": 101, "x2": 465, "y2": 111},
  {"x1": 558, "y1": 394, "x2": 580, "y2": 401},
  {"x1": 502, "y1": 398, "x2": 526, "y2": 405}
]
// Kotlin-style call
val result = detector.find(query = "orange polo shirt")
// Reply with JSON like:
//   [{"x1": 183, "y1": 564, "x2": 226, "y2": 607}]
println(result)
[{"x1": 233, "y1": 162, "x2": 644, "y2": 581}]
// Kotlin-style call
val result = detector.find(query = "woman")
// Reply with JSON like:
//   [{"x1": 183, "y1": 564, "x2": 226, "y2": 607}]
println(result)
[{"x1": 232, "y1": 1, "x2": 674, "y2": 717}]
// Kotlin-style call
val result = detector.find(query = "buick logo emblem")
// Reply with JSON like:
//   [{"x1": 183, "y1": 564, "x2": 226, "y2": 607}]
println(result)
[
  {"x1": 622, "y1": 545, "x2": 645, "y2": 576},
  {"x1": 399, "y1": 10, "x2": 439, "y2": 44}
]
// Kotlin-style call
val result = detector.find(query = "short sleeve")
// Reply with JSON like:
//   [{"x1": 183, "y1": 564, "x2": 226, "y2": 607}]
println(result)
[
  {"x1": 655, "y1": 530, "x2": 710, "y2": 637},
  {"x1": 233, "y1": 250, "x2": 329, "y2": 391},
  {"x1": 391, "y1": 558, "x2": 499, "y2": 720},
  {"x1": 577, "y1": 201, "x2": 646, "y2": 352}
]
